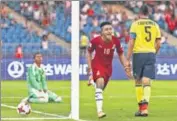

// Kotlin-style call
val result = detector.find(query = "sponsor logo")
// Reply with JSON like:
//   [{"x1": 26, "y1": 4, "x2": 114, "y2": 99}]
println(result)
[
  {"x1": 156, "y1": 63, "x2": 177, "y2": 76},
  {"x1": 7, "y1": 61, "x2": 88, "y2": 79},
  {"x1": 8, "y1": 61, "x2": 24, "y2": 78}
]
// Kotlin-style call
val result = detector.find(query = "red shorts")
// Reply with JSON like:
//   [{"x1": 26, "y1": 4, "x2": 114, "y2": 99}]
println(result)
[{"x1": 92, "y1": 67, "x2": 112, "y2": 87}]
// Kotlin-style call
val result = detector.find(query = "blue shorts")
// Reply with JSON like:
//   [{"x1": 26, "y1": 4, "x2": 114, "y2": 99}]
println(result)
[{"x1": 132, "y1": 53, "x2": 156, "y2": 80}]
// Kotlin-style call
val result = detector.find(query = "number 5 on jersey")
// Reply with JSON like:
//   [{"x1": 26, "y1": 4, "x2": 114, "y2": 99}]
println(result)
[{"x1": 145, "y1": 26, "x2": 151, "y2": 42}]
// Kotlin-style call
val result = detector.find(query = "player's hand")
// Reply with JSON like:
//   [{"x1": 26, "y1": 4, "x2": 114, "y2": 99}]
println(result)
[
  {"x1": 88, "y1": 71, "x2": 93, "y2": 86},
  {"x1": 87, "y1": 67, "x2": 92, "y2": 76},
  {"x1": 37, "y1": 90, "x2": 44, "y2": 98},
  {"x1": 125, "y1": 60, "x2": 131, "y2": 68},
  {"x1": 125, "y1": 67, "x2": 133, "y2": 79},
  {"x1": 87, "y1": 67, "x2": 96, "y2": 87},
  {"x1": 124, "y1": 61, "x2": 133, "y2": 79}
]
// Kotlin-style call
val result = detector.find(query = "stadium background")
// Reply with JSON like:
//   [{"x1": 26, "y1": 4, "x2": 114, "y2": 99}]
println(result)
[
  {"x1": 1, "y1": 1, "x2": 177, "y2": 121},
  {"x1": 1, "y1": 1, "x2": 177, "y2": 81}
]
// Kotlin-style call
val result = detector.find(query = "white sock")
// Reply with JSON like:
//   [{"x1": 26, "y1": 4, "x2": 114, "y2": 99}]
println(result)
[{"x1": 95, "y1": 88, "x2": 103, "y2": 113}]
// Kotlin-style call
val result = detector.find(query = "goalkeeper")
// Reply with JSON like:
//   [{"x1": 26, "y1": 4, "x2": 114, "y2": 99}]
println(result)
[{"x1": 22, "y1": 52, "x2": 62, "y2": 103}]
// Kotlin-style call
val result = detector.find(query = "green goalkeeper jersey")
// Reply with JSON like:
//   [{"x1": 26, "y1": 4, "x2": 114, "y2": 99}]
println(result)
[{"x1": 27, "y1": 63, "x2": 47, "y2": 92}]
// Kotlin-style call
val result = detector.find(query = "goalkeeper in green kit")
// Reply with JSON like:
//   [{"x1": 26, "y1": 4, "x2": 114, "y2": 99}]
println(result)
[{"x1": 22, "y1": 52, "x2": 62, "y2": 103}]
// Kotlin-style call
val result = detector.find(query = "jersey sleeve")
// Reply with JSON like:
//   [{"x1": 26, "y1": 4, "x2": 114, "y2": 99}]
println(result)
[
  {"x1": 87, "y1": 38, "x2": 96, "y2": 53},
  {"x1": 155, "y1": 23, "x2": 161, "y2": 39},
  {"x1": 115, "y1": 38, "x2": 123, "y2": 55},
  {"x1": 27, "y1": 66, "x2": 42, "y2": 90},
  {"x1": 41, "y1": 69, "x2": 48, "y2": 90},
  {"x1": 129, "y1": 22, "x2": 137, "y2": 40}
]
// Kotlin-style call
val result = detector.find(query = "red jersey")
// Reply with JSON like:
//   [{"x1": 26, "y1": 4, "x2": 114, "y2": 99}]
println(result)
[{"x1": 88, "y1": 36, "x2": 123, "y2": 70}]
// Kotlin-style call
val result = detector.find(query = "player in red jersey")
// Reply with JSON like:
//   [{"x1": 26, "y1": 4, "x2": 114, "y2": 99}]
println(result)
[{"x1": 86, "y1": 22, "x2": 132, "y2": 118}]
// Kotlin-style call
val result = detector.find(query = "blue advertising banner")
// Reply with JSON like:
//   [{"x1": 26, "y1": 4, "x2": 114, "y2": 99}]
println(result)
[
  {"x1": 1, "y1": 58, "x2": 73, "y2": 80},
  {"x1": 156, "y1": 58, "x2": 177, "y2": 80},
  {"x1": 1, "y1": 58, "x2": 177, "y2": 80}
]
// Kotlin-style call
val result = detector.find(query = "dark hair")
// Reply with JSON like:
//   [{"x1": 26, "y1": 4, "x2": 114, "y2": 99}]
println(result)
[
  {"x1": 33, "y1": 52, "x2": 42, "y2": 59},
  {"x1": 141, "y1": 5, "x2": 149, "y2": 16},
  {"x1": 100, "y1": 21, "x2": 111, "y2": 28},
  {"x1": 42, "y1": 35, "x2": 48, "y2": 40}
]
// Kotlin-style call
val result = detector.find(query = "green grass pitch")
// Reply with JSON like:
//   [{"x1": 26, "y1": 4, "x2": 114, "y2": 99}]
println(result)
[{"x1": 1, "y1": 80, "x2": 177, "y2": 121}]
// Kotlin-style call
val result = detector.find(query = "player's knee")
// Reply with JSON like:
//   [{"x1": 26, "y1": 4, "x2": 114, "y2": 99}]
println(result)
[
  {"x1": 142, "y1": 77, "x2": 151, "y2": 85},
  {"x1": 96, "y1": 78, "x2": 104, "y2": 89}
]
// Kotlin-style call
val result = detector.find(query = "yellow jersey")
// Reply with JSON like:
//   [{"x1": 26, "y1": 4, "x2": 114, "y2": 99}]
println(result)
[{"x1": 130, "y1": 18, "x2": 161, "y2": 53}]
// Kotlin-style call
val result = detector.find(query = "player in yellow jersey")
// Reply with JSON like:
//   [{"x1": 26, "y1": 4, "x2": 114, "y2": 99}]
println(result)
[{"x1": 127, "y1": 5, "x2": 161, "y2": 117}]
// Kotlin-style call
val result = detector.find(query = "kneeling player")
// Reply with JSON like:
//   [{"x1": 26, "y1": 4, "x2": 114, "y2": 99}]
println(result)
[
  {"x1": 86, "y1": 22, "x2": 132, "y2": 118},
  {"x1": 22, "y1": 52, "x2": 62, "y2": 103}
]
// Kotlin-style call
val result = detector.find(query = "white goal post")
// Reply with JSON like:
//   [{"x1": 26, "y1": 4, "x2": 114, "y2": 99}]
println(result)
[{"x1": 71, "y1": 1, "x2": 80, "y2": 120}]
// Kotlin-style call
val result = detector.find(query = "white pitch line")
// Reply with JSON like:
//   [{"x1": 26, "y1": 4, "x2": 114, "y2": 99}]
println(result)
[
  {"x1": 2, "y1": 104, "x2": 90, "y2": 121},
  {"x1": 1, "y1": 117, "x2": 69, "y2": 120},
  {"x1": 1, "y1": 104, "x2": 69, "y2": 118}
]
